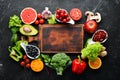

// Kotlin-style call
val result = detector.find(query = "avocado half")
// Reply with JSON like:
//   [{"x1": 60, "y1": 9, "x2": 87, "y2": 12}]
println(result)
[{"x1": 20, "y1": 24, "x2": 38, "y2": 36}]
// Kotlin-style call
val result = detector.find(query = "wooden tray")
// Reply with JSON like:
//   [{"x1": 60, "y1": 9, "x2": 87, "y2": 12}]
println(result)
[{"x1": 28, "y1": 24, "x2": 84, "y2": 53}]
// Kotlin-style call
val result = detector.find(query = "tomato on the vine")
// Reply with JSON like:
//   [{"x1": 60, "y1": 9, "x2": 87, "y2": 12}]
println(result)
[
  {"x1": 37, "y1": 13, "x2": 42, "y2": 19},
  {"x1": 39, "y1": 19, "x2": 45, "y2": 24},
  {"x1": 34, "y1": 20, "x2": 39, "y2": 25}
]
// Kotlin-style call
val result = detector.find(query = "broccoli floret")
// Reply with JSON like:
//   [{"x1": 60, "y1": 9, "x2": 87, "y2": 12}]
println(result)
[{"x1": 41, "y1": 53, "x2": 71, "y2": 75}]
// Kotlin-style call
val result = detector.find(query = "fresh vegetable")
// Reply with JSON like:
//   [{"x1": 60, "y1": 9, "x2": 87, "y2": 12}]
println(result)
[
  {"x1": 41, "y1": 53, "x2": 72, "y2": 75},
  {"x1": 70, "y1": 8, "x2": 82, "y2": 21},
  {"x1": 55, "y1": 9, "x2": 70, "y2": 23},
  {"x1": 84, "y1": 20, "x2": 98, "y2": 33},
  {"x1": 9, "y1": 15, "x2": 22, "y2": 42},
  {"x1": 39, "y1": 18, "x2": 45, "y2": 24},
  {"x1": 99, "y1": 46, "x2": 107, "y2": 57},
  {"x1": 47, "y1": 15, "x2": 57, "y2": 24},
  {"x1": 37, "y1": 13, "x2": 42, "y2": 19},
  {"x1": 20, "y1": 61, "x2": 25, "y2": 66},
  {"x1": 8, "y1": 40, "x2": 28, "y2": 62},
  {"x1": 20, "y1": 7, "x2": 37, "y2": 24},
  {"x1": 20, "y1": 24, "x2": 38, "y2": 36},
  {"x1": 84, "y1": 38, "x2": 95, "y2": 47},
  {"x1": 72, "y1": 55, "x2": 86, "y2": 75},
  {"x1": 34, "y1": 20, "x2": 39, "y2": 25},
  {"x1": 9, "y1": 15, "x2": 22, "y2": 28},
  {"x1": 30, "y1": 59, "x2": 44, "y2": 72},
  {"x1": 42, "y1": 7, "x2": 52, "y2": 19},
  {"x1": 88, "y1": 57, "x2": 102, "y2": 69},
  {"x1": 26, "y1": 63, "x2": 31, "y2": 68},
  {"x1": 81, "y1": 42, "x2": 103, "y2": 60}
]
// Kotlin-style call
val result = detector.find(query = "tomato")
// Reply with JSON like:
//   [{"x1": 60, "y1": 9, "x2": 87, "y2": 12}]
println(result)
[
  {"x1": 56, "y1": 14, "x2": 60, "y2": 19},
  {"x1": 64, "y1": 13, "x2": 68, "y2": 17},
  {"x1": 26, "y1": 63, "x2": 31, "y2": 68},
  {"x1": 39, "y1": 19, "x2": 45, "y2": 24},
  {"x1": 23, "y1": 54, "x2": 28, "y2": 60},
  {"x1": 70, "y1": 8, "x2": 82, "y2": 21},
  {"x1": 63, "y1": 18, "x2": 67, "y2": 23},
  {"x1": 20, "y1": 61, "x2": 25, "y2": 66},
  {"x1": 66, "y1": 17, "x2": 70, "y2": 21},
  {"x1": 84, "y1": 20, "x2": 98, "y2": 33},
  {"x1": 34, "y1": 20, "x2": 39, "y2": 25},
  {"x1": 37, "y1": 13, "x2": 42, "y2": 19},
  {"x1": 25, "y1": 58, "x2": 30, "y2": 63}
]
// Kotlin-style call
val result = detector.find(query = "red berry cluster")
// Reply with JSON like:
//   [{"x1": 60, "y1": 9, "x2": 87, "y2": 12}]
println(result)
[
  {"x1": 55, "y1": 9, "x2": 70, "y2": 23},
  {"x1": 34, "y1": 13, "x2": 45, "y2": 25},
  {"x1": 20, "y1": 54, "x2": 31, "y2": 68}
]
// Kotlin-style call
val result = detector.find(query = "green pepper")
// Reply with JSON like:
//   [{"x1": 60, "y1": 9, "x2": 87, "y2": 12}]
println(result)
[{"x1": 9, "y1": 47, "x2": 23, "y2": 62}]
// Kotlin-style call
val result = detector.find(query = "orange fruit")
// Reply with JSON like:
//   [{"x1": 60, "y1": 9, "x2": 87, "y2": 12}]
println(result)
[
  {"x1": 31, "y1": 59, "x2": 44, "y2": 72},
  {"x1": 88, "y1": 57, "x2": 102, "y2": 69}
]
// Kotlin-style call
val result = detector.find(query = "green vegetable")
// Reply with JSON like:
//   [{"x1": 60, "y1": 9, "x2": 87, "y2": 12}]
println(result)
[
  {"x1": 85, "y1": 38, "x2": 95, "y2": 47},
  {"x1": 9, "y1": 15, "x2": 22, "y2": 43},
  {"x1": 41, "y1": 53, "x2": 71, "y2": 75},
  {"x1": 47, "y1": 15, "x2": 56, "y2": 24},
  {"x1": 9, "y1": 15, "x2": 22, "y2": 28},
  {"x1": 81, "y1": 42, "x2": 103, "y2": 61},
  {"x1": 9, "y1": 40, "x2": 28, "y2": 62}
]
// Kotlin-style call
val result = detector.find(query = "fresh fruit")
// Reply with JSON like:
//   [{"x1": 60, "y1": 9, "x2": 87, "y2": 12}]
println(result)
[
  {"x1": 25, "y1": 58, "x2": 30, "y2": 63},
  {"x1": 20, "y1": 7, "x2": 37, "y2": 24},
  {"x1": 31, "y1": 59, "x2": 44, "y2": 72},
  {"x1": 20, "y1": 24, "x2": 38, "y2": 36},
  {"x1": 26, "y1": 63, "x2": 31, "y2": 68},
  {"x1": 39, "y1": 18, "x2": 45, "y2": 24},
  {"x1": 70, "y1": 8, "x2": 82, "y2": 21},
  {"x1": 37, "y1": 13, "x2": 42, "y2": 19},
  {"x1": 23, "y1": 54, "x2": 28, "y2": 60},
  {"x1": 20, "y1": 61, "x2": 25, "y2": 66},
  {"x1": 88, "y1": 57, "x2": 102, "y2": 69},
  {"x1": 34, "y1": 20, "x2": 39, "y2": 25},
  {"x1": 55, "y1": 9, "x2": 70, "y2": 23},
  {"x1": 72, "y1": 55, "x2": 86, "y2": 74},
  {"x1": 84, "y1": 20, "x2": 98, "y2": 33}
]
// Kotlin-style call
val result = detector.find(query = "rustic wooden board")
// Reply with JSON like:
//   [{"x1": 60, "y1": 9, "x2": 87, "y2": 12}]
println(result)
[{"x1": 28, "y1": 24, "x2": 84, "y2": 53}]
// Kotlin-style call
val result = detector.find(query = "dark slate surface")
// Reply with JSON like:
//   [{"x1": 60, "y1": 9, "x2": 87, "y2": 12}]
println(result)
[{"x1": 0, "y1": 0, "x2": 120, "y2": 80}]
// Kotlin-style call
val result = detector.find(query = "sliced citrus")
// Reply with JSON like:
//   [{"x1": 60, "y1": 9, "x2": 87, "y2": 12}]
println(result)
[
  {"x1": 88, "y1": 57, "x2": 102, "y2": 69},
  {"x1": 20, "y1": 7, "x2": 37, "y2": 24},
  {"x1": 31, "y1": 59, "x2": 44, "y2": 72}
]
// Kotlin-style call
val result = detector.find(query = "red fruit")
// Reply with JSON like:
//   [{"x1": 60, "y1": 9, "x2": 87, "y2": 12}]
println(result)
[
  {"x1": 23, "y1": 54, "x2": 28, "y2": 60},
  {"x1": 64, "y1": 13, "x2": 68, "y2": 17},
  {"x1": 20, "y1": 7, "x2": 37, "y2": 24},
  {"x1": 70, "y1": 8, "x2": 82, "y2": 21},
  {"x1": 26, "y1": 63, "x2": 31, "y2": 68},
  {"x1": 63, "y1": 18, "x2": 67, "y2": 23},
  {"x1": 56, "y1": 9, "x2": 61, "y2": 14},
  {"x1": 20, "y1": 61, "x2": 25, "y2": 66},
  {"x1": 66, "y1": 17, "x2": 70, "y2": 21},
  {"x1": 56, "y1": 14, "x2": 60, "y2": 19},
  {"x1": 72, "y1": 56, "x2": 86, "y2": 74},
  {"x1": 84, "y1": 20, "x2": 98, "y2": 33},
  {"x1": 25, "y1": 58, "x2": 30, "y2": 63},
  {"x1": 34, "y1": 20, "x2": 39, "y2": 25},
  {"x1": 39, "y1": 19, "x2": 45, "y2": 24},
  {"x1": 37, "y1": 13, "x2": 42, "y2": 19},
  {"x1": 60, "y1": 12, "x2": 64, "y2": 17}
]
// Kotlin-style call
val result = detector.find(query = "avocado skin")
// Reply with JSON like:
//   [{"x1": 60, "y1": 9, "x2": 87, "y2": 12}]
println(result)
[{"x1": 20, "y1": 24, "x2": 38, "y2": 36}]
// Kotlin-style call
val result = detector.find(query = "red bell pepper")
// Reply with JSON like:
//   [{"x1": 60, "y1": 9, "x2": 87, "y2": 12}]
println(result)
[{"x1": 72, "y1": 55, "x2": 86, "y2": 74}]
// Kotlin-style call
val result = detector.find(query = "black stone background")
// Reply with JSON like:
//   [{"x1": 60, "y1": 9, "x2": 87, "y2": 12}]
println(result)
[{"x1": 0, "y1": 0, "x2": 120, "y2": 80}]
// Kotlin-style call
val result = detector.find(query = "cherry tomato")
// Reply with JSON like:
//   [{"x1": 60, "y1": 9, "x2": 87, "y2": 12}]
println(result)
[
  {"x1": 60, "y1": 12, "x2": 64, "y2": 17},
  {"x1": 56, "y1": 14, "x2": 60, "y2": 19},
  {"x1": 66, "y1": 17, "x2": 70, "y2": 21},
  {"x1": 39, "y1": 19, "x2": 45, "y2": 24},
  {"x1": 63, "y1": 18, "x2": 67, "y2": 23},
  {"x1": 56, "y1": 9, "x2": 61, "y2": 14},
  {"x1": 23, "y1": 54, "x2": 28, "y2": 60},
  {"x1": 26, "y1": 63, "x2": 31, "y2": 68},
  {"x1": 34, "y1": 20, "x2": 39, "y2": 25},
  {"x1": 37, "y1": 13, "x2": 42, "y2": 19},
  {"x1": 20, "y1": 61, "x2": 25, "y2": 66},
  {"x1": 25, "y1": 58, "x2": 30, "y2": 63},
  {"x1": 64, "y1": 13, "x2": 68, "y2": 17}
]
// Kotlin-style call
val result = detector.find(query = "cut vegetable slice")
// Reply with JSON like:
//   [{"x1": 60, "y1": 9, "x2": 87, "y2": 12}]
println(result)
[
  {"x1": 88, "y1": 57, "x2": 102, "y2": 69},
  {"x1": 20, "y1": 7, "x2": 37, "y2": 24},
  {"x1": 31, "y1": 59, "x2": 44, "y2": 72},
  {"x1": 70, "y1": 8, "x2": 82, "y2": 21}
]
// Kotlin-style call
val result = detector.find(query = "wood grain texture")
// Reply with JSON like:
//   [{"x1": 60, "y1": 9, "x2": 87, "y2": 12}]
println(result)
[{"x1": 28, "y1": 24, "x2": 84, "y2": 53}]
